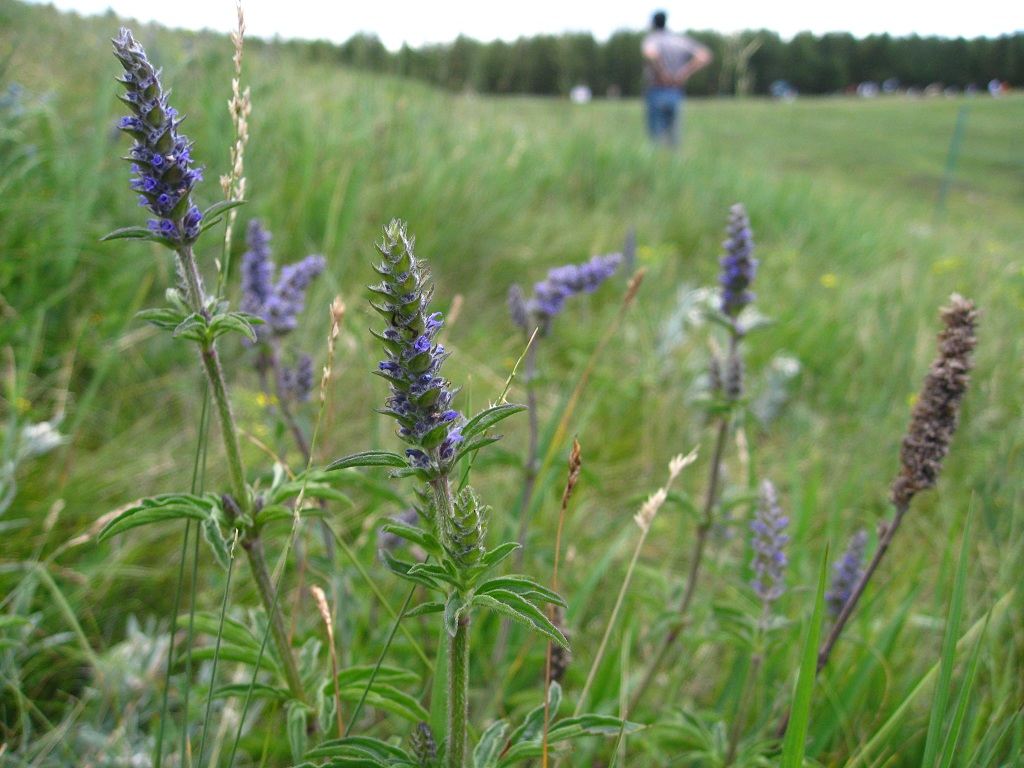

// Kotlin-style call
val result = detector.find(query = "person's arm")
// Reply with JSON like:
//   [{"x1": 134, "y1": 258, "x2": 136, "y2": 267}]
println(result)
[
  {"x1": 673, "y1": 44, "x2": 712, "y2": 87},
  {"x1": 642, "y1": 39, "x2": 674, "y2": 86}
]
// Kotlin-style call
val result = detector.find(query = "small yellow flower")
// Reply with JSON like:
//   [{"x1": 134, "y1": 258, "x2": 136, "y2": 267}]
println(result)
[
  {"x1": 930, "y1": 258, "x2": 961, "y2": 275},
  {"x1": 820, "y1": 273, "x2": 838, "y2": 288},
  {"x1": 256, "y1": 392, "x2": 278, "y2": 407}
]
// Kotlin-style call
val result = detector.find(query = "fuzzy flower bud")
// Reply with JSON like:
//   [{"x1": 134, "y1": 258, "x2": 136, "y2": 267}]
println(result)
[
  {"x1": 514, "y1": 253, "x2": 622, "y2": 334},
  {"x1": 825, "y1": 529, "x2": 868, "y2": 619},
  {"x1": 441, "y1": 486, "x2": 489, "y2": 568},
  {"x1": 112, "y1": 28, "x2": 204, "y2": 243},
  {"x1": 750, "y1": 479, "x2": 789, "y2": 605},
  {"x1": 890, "y1": 294, "x2": 978, "y2": 509},
  {"x1": 719, "y1": 203, "x2": 758, "y2": 319},
  {"x1": 370, "y1": 220, "x2": 462, "y2": 465},
  {"x1": 410, "y1": 722, "x2": 438, "y2": 767}
]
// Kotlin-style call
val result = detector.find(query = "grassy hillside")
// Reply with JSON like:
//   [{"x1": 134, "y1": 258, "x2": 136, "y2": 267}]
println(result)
[{"x1": 1, "y1": 1, "x2": 1022, "y2": 765}]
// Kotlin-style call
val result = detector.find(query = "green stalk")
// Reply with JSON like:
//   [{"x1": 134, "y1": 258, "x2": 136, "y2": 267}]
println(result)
[
  {"x1": 447, "y1": 615, "x2": 471, "y2": 768},
  {"x1": 173, "y1": 242, "x2": 305, "y2": 706},
  {"x1": 241, "y1": 534, "x2": 307, "y2": 704},
  {"x1": 429, "y1": 472, "x2": 471, "y2": 768}
]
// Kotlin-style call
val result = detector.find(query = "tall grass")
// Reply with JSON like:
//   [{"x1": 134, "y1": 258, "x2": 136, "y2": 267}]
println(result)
[{"x1": 1, "y1": 1, "x2": 1022, "y2": 765}]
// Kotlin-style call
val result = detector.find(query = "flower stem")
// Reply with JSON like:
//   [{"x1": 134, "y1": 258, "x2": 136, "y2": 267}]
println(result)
[
  {"x1": 447, "y1": 614, "x2": 471, "y2": 768},
  {"x1": 241, "y1": 533, "x2": 307, "y2": 704}
]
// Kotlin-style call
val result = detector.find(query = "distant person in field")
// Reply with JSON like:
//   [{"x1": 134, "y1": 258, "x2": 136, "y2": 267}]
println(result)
[{"x1": 642, "y1": 10, "x2": 712, "y2": 146}]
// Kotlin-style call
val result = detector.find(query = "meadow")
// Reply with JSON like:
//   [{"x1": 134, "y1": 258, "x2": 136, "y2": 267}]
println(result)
[{"x1": 1, "y1": 1, "x2": 1023, "y2": 766}]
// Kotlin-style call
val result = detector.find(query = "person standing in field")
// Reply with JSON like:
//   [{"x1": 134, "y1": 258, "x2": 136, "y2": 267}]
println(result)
[{"x1": 642, "y1": 10, "x2": 712, "y2": 146}]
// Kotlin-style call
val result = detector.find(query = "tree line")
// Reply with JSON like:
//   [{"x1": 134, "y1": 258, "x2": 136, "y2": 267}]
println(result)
[{"x1": 271, "y1": 29, "x2": 1024, "y2": 97}]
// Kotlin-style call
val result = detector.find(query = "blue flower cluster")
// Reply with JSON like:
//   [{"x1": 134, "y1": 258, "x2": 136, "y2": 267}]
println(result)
[
  {"x1": 369, "y1": 220, "x2": 463, "y2": 471},
  {"x1": 825, "y1": 529, "x2": 868, "y2": 618},
  {"x1": 112, "y1": 28, "x2": 203, "y2": 243},
  {"x1": 510, "y1": 253, "x2": 622, "y2": 334},
  {"x1": 240, "y1": 219, "x2": 326, "y2": 338},
  {"x1": 750, "y1": 479, "x2": 789, "y2": 605},
  {"x1": 719, "y1": 204, "x2": 758, "y2": 319}
]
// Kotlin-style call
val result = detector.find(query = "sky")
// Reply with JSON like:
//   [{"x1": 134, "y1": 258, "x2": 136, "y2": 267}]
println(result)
[{"x1": 21, "y1": 0, "x2": 1023, "y2": 49}]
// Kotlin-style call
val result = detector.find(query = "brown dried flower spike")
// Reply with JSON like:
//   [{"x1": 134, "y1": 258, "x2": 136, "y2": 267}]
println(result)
[{"x1": 890, "y1": 293, "x2": 978, "y2": 509}]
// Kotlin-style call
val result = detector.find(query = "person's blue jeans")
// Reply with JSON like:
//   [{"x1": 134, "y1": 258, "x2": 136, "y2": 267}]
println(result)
[{"x1": 646, "y1": 86, "x2": 684, "y2": 146}]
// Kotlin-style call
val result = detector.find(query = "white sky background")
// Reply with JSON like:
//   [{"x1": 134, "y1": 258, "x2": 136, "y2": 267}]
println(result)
[{"x1": 22, "y1": 0, "x2": 1023, "y2": 48}]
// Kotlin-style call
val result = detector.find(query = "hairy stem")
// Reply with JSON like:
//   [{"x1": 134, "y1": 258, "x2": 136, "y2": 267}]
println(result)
[
  {"x1": 447, "y1": 614, "x2": 471, "y2": 768},
  {"x1": 241, "y1": 534, "x2": 307, "y2": 704}
]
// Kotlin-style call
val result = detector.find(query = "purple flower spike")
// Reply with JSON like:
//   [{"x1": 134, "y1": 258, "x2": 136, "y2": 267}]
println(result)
[
  {"x1": 719, "y1": 204, "x2": 758, "y2": 319},
  {"x1": 750, "y1": 479, "x2": 789, "y2": 606},
  {"x1": 369, "y1": 220, "x2": 462, "y2": 469},
  {"x1": 112, "y1": 28, "x2": 204, "y2": 244},
  {"x1": 240, "y1": 219, "x2": 326, "y2": 339},
  {"x1": 513, "y1": 252, "x2": 622, "y2": 334},
  {"x1": 826, "y1": 529, "x2": 868, "y2": 619}
]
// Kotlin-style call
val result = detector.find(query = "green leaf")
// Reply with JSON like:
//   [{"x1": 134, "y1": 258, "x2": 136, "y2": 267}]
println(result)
[
  {"x1": 188, "y1": 645, "x2": 281, "y2": 677},
  {"x1": 201, "y1": 516, "x2": 232, "y2": 570},
  {"x1": 380, "y1": 550, "x2": 445, "y2": 592},
  {"x1": 780, "y1": 546, "x2": 828, "y2": 768},
  {"x1": 476, "y1": 576, "x2": 566, "y2": 607},
  {"x1": 208, "y1": 311, "x2": 260, "y2": 343},
  {"x1": 408, "y1": 563, "x2": 464, "y2": 590},
  {"x1": 473, "y1": 720, "x2": 510, "y2": 768},
  {"x1": 101, "y1": 225, "x2": 160, "y2": 241},
  {"x1": 211, "y1": 683, "x2": 289, "y2": 702},
  {"x1": 332, "y1": 665, "x2": 420, "y2": 689},
  {"x1": 338, "y1": 682, "x2": 429, "y2": 723},
  {"x1": 444, "y1": 591, "x2": 468, "y2": 638},
  {"x1": 379, "y1": 520, "x2": 442, "y2": 555},
  {"x1": 404, "y1": 601, "x2": 445, "y2": 619},
  {"x1": 172, "y1": 313, "x2": 209, "y2": 342},
  {"x1": 473, "y1": 591, "x2": 567, "y2": 648},
  {"x1": 461, "y1": 403, "x2": 527, "y2": 441},
  {"x1": 98, "y1": 494, "x2": 215, "y2": 540},
  {"x1": 305, "y1": 735, "x2": 415, "y2": 761},
  {"x1": 135, "y1": 307, "x2": 188, "y2": 331},
  {"x1": 453, "y1": 435, "x2": 503, "y2": 464},
  {"x1": 477, "y1": 542, "x2": 520, "y2": 570},
  {"x1": 287, "y1": 700, "x2": 313, "y2": 763},
  {"x1": 497, "y1": 715, "x2": 643, "y2": 766},
  {"x1": 547, "y1": 714, "x2": 644, "y2": 739},
  {"x1": 201, "y1": 198, "x2": 246, "y2": 220},
  {"x1": 328, "y1": 451, "x2": 409, "y2": 471},
  {"x1": 184, "y1": 612, "x2": 263, "y2": 651},
  {"x1": 509, "y1": 682, "x2": 562, "y2": 745}
]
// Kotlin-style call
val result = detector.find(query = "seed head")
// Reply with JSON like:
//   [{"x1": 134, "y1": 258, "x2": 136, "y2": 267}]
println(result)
[{"x1": 890, "y1": 294, "x2": 978, "y2": 509}]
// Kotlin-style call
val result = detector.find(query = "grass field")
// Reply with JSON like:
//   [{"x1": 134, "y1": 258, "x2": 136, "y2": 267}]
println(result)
[{"x1": 1, "y1": 2, "x2": 1023, "y2": 766}]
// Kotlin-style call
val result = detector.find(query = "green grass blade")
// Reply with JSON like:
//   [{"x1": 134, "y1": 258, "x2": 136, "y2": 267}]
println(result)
[
  {"x1": 781, "y1": 545, "x2": 828, "y2": 768},
  {"x1": 927, "y1": 507, "x2": 975, "y2": 768}
]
